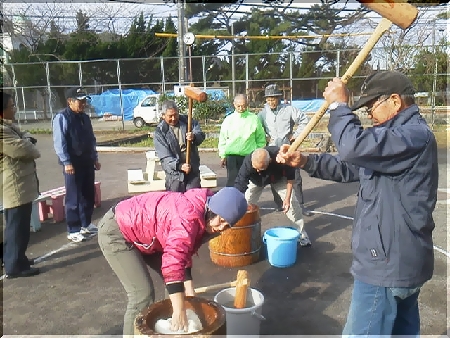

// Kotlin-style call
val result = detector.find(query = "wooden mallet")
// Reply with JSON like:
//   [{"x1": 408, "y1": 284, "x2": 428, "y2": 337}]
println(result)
[
  {"x1": 289, "y1": 0, "x2": 419, "y2": 153},
  {"x1": 184, "y1": 85, "x2": 207, "y2": 164},
  {"x1": 233, "y1": 270, "x2": 250, "y2": 309}
]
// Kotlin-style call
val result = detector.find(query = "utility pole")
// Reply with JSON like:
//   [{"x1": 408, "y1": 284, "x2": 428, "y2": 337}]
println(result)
[{"x1": 177, "y1": 1, "x2": 186, "y2": 85}]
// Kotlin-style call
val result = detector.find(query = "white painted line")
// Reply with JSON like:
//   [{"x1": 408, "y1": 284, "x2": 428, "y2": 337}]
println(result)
[
  {"x1": 1, "y1": 234, "x2": 97, "y2": 281},
  {"x1": 434, "y1": 245, "x2": 450, "y2": 259},
  {"x1": 310, "y1": 210, "x2": 354, "y2": 220},
  {"x1": 311, "y1": 210, "x2": 450, "y2": 259},
  {"x1": 33, "y1": 242, "x2": 77, "y2": 264}
]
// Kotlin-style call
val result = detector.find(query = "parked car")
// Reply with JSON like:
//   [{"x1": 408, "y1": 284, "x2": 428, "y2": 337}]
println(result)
[{"x1": 133, "y1": 94, "x2": 161, "y2": 127}]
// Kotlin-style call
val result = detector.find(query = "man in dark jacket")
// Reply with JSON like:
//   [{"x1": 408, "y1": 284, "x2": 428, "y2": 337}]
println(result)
[
  {"x1": 277, "y1": 71, "x2": 438, "y2": 335},
  {"x1": 154, "y1": 100, "x2": 205, "y2": 192},
  {"x1": 234, "y1": 146, "x2": 309, "y2": 246},
  {"x1": 53, "y1": 87, "x2": 101, "y2": 243}
]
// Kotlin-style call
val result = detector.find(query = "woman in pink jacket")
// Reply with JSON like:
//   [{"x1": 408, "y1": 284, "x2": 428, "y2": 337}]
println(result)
[{"x1": 97, "y1": 187, "x2": 247, "y2": 336}]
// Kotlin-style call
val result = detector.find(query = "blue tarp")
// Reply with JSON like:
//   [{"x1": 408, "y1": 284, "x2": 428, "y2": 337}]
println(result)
[
  {"x1": 89, "y1": 89, "x2": 156, "y2": 121},
  {"x1": 291, "y1": 99, "x2": 326, "y2": 113}
]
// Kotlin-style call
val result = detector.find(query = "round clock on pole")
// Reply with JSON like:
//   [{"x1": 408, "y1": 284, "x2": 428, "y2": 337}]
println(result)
[{"x1": 183, "y1": 32, "x2": 195, "y2": 46}]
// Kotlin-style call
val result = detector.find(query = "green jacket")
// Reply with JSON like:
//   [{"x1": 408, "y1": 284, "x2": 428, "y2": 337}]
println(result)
[{"x1": 218, "y1": 111, "x2": 266, "y2": 158}]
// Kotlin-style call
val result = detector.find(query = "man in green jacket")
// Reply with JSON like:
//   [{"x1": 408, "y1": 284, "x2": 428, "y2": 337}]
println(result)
[{"x1": 218, "y1": 94, "x2": 266, "y2": 186}]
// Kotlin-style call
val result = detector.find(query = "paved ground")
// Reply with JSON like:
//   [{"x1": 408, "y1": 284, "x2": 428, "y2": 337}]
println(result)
[{"x1": 2, "y1": 134, "x2": 449, "y2": 336}]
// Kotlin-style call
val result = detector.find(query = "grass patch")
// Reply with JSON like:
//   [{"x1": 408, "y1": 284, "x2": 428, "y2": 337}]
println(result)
[{"x1": 22, "y1": 128, "x2": 52, "y2": 134}]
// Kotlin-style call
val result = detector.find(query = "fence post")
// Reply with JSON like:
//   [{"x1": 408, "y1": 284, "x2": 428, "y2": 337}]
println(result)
[
  {"x1": 336, "y1": 49, "x2": 341, "y2": 77},
  {"x1": 45, "y1": 62, "x2": 53, "y2": 122},
  {"x1": 116, "y1": 59, "x2": 125, "y2": 130},
  {"x1": 245, "y1": 54, "x2": 249, "y2": 95},
  {"x1": 78, "y1": 62, "x2": 83, "y2": 87},
  {"x1": 202, "y1": 55, "x2": 206, "y2": 90},
  {"x1": 21, "y1": 87, "x2": 27, "y2": 123},
  {"x1": 289, "y1": 52, "x2": 293, "y2": 102},
  {"x1": 160, "y1": 56, "x2": 166, "y2": 93}
]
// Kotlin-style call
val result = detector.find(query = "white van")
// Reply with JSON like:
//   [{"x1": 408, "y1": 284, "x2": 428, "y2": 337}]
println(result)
[{"x1": 133, "y1": 94, "x2": 161, "y2": 128}]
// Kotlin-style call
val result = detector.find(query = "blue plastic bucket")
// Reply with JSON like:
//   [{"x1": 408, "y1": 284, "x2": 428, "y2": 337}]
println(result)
[{"x1": 263, "y1": 227, "x2": 300, "y2": 268}]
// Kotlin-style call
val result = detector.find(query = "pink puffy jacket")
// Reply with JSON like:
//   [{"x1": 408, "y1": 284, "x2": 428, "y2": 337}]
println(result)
[{"x1": 114, "y1": 188, "x2": 214, "y2": 284}]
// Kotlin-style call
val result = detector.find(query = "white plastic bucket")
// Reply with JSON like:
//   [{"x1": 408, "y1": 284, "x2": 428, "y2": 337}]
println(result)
[{"x1": 214, "y1": 287, "x2": 265, "y2": 336}]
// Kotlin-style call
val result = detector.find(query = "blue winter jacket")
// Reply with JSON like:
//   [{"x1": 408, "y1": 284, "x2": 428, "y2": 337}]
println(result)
[
  {"x1": 303, "y1": 104, "x2": 438, "y2": 288},
  {"x1": 52, "y1": 107, "x2": 98, "y2": 166}
]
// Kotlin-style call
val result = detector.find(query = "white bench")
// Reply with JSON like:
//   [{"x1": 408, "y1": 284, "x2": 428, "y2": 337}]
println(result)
[{"x1": 128, "y1": 151, "x2": 217, "y2": 194}]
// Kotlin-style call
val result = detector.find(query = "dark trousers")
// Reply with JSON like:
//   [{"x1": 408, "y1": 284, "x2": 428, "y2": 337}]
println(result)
[
  {"x1": 3, "y1": 202, "x2": 32, "y2": 274},
  {"x1": 225, "y1": 155, "x2": 246, "y2": 187},
  {"x1": 165, "y1": 170, "x2": 201, "y2": 193},
  {"x1": 272, "y1": 168, "x2": 305, "y2": 207},
  {"x1": 64, "y1": 164, "x2": 95, "y2": 233}
]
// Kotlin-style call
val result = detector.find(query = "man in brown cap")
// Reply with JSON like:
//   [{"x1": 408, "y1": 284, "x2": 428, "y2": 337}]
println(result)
[{"x1": 277, "y1": 71, "x2": 438, "y2": 336}]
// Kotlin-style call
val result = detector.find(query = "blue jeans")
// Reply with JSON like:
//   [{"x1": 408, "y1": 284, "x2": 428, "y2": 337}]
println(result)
[
  {"x1": 64, "y1": 163, "x2": 95, "y2": 233},
  {"x1": 343, "y1": 279, "x2": 421, "y2": 337}
]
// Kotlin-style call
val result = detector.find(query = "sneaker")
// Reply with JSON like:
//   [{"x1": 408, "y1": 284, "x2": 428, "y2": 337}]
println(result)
[
  {"x1": 298, "y1": 230, "x2": 312, "y2": 247},
  {"x1": 80, "y1": 223, "x2": 98, "y2": 235},
  {"x1": 67, "y1": 232, "x2": 86, "y2": 243}
]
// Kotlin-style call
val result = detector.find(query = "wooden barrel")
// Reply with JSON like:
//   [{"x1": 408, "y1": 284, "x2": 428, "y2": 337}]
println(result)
[
  {"x1": 134, "y1": 296, "x2": 226, "y2": 337},
  {"x1": 208, "y1": 204, "x2": 262, "y2": 267}
]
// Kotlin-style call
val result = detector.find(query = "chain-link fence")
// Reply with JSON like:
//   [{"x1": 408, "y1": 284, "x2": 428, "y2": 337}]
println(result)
[{"x1": 2, "y1": 46, "x2": 448, "y2": 125}]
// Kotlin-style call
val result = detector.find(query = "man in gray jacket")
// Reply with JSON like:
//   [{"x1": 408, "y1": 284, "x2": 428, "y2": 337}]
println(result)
[
  {"x1": 154, "y1": 100, "x2": 205, "y2": 192},
  {"x1": 277, "y1": 71, "x2": 438, "y2": 336},
  {"x1": 258, "y1": 84, "x2": 313, "y2": 244}
]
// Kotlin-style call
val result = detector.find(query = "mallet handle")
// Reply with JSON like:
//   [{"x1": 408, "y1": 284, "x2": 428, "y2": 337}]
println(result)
[
  {"x1": 289, "y1": 18, "x2": 393, "y2": 153},
  {"x1": 194, "y1": 281, "x2": 237, "y2": 294},
  {"x1": 186, "y1": 97, "x2": 193, "y2": 165}
]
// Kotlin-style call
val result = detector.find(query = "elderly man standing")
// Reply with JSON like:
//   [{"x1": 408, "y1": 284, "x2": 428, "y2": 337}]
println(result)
[
  {"x1": 53, "y1": 87, "x2": 101, "y2": 243},
  {"x1": 218, "y1": 94, "x2": 266, "y2": 186},
  {"x1": 1, "y1": 92, "x2": 40, "y2": 278},
  {"x1": 234, "y1": 147, "x2": 309, "y2": 247},
  {"x1": 277, "y1": 71, "x2": 438, "y2": 335},
  {"x1": 154, "y1": 100, "x2": 205, "y2": 192},
  {"x1": 258, "y1": 84, "x2": 313, "y2": 219}
]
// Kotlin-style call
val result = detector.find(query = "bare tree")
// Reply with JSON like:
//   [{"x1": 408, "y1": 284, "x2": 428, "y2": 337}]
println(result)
[{"x1": 368, "y1": 7, "x2": 447, "y2": 71}]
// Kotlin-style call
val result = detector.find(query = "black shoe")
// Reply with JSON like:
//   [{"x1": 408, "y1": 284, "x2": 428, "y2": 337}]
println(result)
[
  {"x1": 2, "y1": 259, "x2": 34, "y2": 268},
  {"x1": 6, "y1": 267, "x2": 40, "y2": 279},
  {"x1": 301, "y1": 206, "x2": 313, "y2": 217}
]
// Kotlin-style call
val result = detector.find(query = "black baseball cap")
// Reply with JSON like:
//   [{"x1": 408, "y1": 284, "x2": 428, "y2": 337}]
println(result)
[
  {"x1": 351, "y1": 71, "x2": 415, "y2": 110},
  {"x1": 65, "y1": 87, "x2": 91, "y2": 100}
]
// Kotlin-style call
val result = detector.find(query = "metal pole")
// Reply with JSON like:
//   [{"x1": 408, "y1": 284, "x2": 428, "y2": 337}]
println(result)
[
  {"x1": 231, "y1": 22, "x2": 236, "y2": 97},
  {"x1": 245, "y1": 54, "x2": 249, "y2": 96},
  {"x1": 188, "y1": 45, "x2": 193, "y2": 84},
  {"x1": 21, "y1": 87, "x2": 27, "y2": 123},
  {"x1": 78, "y1": 62, "x2": 83, "y2": 87},
  {"x1": 202, "y1": 55, "x2": 206, "y2": 90},
  {"x1": 177, "y1": 1, "x2": 185, "y2": 85},
  {"x1": 10, "y1": 64, "x2": 20, "y2": 124},
  {"x1": 45, "y1": 62, "x2": 54, "y2": 122},
  {"x1": 116, "y1": 59, "x2": 125, "y2": 130},
  {"x1": 289, "y1": 52, "x2": 293, "y2": 102},
  {"x1": 160, "y1": 56, "x2": 166, "y2": 93},
  {"x1": 431, "y1": 19, "x2": 437, "y2": 127},
  {"x1": 336, "y1": 49, "x2": 341, "y2": 77}
]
